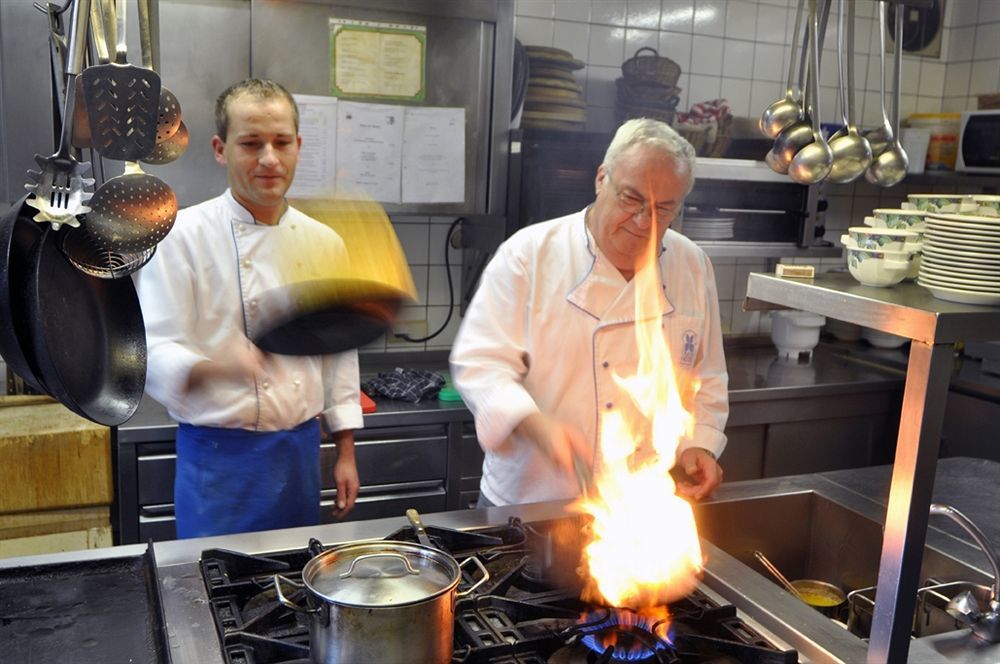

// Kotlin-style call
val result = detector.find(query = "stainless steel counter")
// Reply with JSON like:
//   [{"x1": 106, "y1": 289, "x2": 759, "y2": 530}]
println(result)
[
  {"x1": 117, "y1": 344, "x2": 903, "y2": 441},
  {"x1": 5, "y1": 457, "x2": 999, "y2": 663}
]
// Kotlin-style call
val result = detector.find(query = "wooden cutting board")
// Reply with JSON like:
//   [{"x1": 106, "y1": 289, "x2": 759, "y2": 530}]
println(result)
[
  {"x1": 523, "y1": 108, "x2": 588, "y2": 123},
  {"x1": 525, "y1": 97, "x2": 587, "y2": 111},
  {"x1": 526, "y1": 86, "x2": 584, "y2": 102},
  {"x1": 0, "y1": 401, "x2": 112, "y2": 513},
  {"x1": 529, "y1": 66, "x2": 578, "y2": 81}
]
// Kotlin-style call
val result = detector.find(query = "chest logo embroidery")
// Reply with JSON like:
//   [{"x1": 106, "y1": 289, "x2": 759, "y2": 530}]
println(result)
[{"x1": 680, "y1": 329, "x2": 697, "y2": 368}]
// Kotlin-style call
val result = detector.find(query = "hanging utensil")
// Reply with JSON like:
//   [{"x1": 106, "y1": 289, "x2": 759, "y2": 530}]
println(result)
[
  {"x1": 0, "y1": 196, "x2": 48, "y2": 393},
  {"x1": 863, "y1": 1, "x2": 894, "y2": 157},
  {"x1": 765, "y1": 3, "x2": 812, "y2": 173},
  {"x1": 25, "y1": 0, "x2": 94, "y2": 229},
  {"x1": 827, "y1": 0, "x2": 873, "y2": 183},
  {"x1": 72, "y1": 160, "x2": 178, "y2": 256},
  {"x1": 788, "y1": 0, "x2": 833, "y2": 184},
  {"x1": 81, "y1": 0, "x2": 161, "y2": 161},
  {"x1": 759, "y1": 0, "x2": 806, "y2": 138},
  {"x1": 142, "y1": 120, "x2": 188, "y2": 165},
  {"x1": 866, "y1": 4, "x2": 909, "y2": 187},
  {"x1": 136, "y1": 0, "x2": 181, "y2": 143},
  {"x1": 26, "y1": 225, "x2": 147, "y2": 425}
]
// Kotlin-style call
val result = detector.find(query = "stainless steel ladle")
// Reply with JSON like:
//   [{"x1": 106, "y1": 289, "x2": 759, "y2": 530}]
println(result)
[
  {"x1": 865, "y1": 4, "x2": 908, "y2": 187},
  {"x1": 863, "y1": 1, "x2": 894, "y2": 157},
  {"x1": 827, "y1": 0, "x2": 873, "y2": 183},
  {"x1": 759, "y1": 0, "x2": 806, "y2": 138},
  {"x1": 788, "y1": 0, "x2": 833, "y2": 184}
]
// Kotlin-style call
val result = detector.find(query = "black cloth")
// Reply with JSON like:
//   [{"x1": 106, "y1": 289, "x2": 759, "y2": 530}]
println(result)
[{"x1": 362, "y1": 368, "x2": 446, "y2": 403}]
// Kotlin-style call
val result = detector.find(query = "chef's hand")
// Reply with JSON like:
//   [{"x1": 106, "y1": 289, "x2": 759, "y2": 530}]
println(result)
[
  {"x1": 186, "y1": 338, "x2": 268, "y2": 392},
  {"x1": 515, "y1": 412, "x2": 592, "y2": 480},
  {"x1": 675, "y1": 447, "x2": 723, "y2": 501},
  {"x1": 330, "y1": 430, "x2": 360, "y2": 520}
]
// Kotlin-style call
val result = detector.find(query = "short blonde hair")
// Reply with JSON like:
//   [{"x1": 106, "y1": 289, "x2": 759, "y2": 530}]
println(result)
[{"x1": 215, "y1": 79, "x2": 299, "y2": 141}]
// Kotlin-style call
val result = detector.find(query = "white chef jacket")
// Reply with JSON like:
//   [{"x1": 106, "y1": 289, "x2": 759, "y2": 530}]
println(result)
[
  {"x1": 132, "y1": 190, "x2": 363, "y2": 434},
  {"x1": 450, "y1": 209, "x2": 728, "y2": 506}
]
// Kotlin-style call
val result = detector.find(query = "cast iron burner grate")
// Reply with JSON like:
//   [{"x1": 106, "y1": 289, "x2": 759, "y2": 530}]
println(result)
[{"x1": 199, "y1": 519, "x2": 799, "y2": 664}]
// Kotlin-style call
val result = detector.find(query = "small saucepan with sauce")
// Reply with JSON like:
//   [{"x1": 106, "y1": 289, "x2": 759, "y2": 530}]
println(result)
[{"x1": 754, "y1": 550, "x2": 847, "y2": 618}]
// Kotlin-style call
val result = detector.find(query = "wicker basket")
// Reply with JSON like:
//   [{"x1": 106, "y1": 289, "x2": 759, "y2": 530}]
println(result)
[
  {"x1": 621, "y1": 47, "x2": 681, "y2": 88},
  {"x1": 675, "y1": 113, "x2": 733, "y2": 157},
  {"x1": 978, "y1": 92, "x2": 1000, "y2": 110}
]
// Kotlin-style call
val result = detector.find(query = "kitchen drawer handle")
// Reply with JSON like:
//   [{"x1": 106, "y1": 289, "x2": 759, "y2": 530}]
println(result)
[{"x1": 339, "y1": 552, "x2": 420, "y2": 578}]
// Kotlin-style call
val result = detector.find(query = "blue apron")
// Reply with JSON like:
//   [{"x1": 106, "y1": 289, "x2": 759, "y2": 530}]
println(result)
[{"x1": 174, "y1": 419, "x2": 321, "y2": 538}]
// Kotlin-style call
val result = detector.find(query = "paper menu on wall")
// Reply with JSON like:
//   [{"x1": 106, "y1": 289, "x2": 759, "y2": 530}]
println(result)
[
  {"x1": 287, "y1": 94, "x2": 338, "y2": 200},
  {"x1": 401, "y1": 107, "x2": 465, "y2": 203},
  {"x1": 335, "y1": 101, "x2": 403, "y2": 203}
]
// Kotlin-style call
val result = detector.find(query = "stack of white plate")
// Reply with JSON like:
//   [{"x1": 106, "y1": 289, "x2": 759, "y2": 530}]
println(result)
[
  {"x1": 918, "y1": 213, "x2": 1000, "y2": 305},
  {"x1": 681, "y1": 213, "x2": 735, "y2": 241}
]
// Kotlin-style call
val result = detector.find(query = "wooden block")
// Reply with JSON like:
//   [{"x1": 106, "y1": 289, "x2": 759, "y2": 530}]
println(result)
[
  {"x1": 0, "y1": 506, "x2": 111, "y2": 540},
  {"x1": 0, "y1": 525, "x2": 112, "y2": 559},
  {"x1": 0, "y1": 403, "x2": 112, "y2": 513}
]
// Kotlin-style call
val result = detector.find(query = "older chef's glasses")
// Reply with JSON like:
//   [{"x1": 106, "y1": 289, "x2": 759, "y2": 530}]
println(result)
[{"x1": 606, "y1": 173, "x2": 679, "y2": 221}]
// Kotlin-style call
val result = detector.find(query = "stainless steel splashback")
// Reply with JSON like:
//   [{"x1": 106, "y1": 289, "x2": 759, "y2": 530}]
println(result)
[{"x1": 0, "y1": 0, "x2": 513, "y2": 215}]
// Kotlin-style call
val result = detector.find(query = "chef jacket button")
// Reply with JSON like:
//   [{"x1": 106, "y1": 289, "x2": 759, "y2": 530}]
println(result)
[
  {"x1": 602, "y1": 361, "x2": 609, "y2": 369},
  {"x1": 262, "y1": 380, "x2": 270, "y2": 390},
  {"x1": 242, "y1": 258, "x2": 251, "y2": 268},
  {"x1": 605, "y1": 402, "x2": 612, "y2": 409},
  {"x1": 249, "y1": 300, "x2": 258, "y2": 309},
  {"x1": 294, "y1": 378, "x2": 301, "y2": 387}
]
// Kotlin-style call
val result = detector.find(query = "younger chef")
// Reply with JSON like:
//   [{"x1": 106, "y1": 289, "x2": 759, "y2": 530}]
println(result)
[{"x1": 133, "y1": 79, "x2": 362, "y2": 538}]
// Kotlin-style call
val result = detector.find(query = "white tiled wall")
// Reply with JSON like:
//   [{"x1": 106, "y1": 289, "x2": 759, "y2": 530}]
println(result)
[{"x1": 515, "y1": 0, "x2": 998, "y2": 335}]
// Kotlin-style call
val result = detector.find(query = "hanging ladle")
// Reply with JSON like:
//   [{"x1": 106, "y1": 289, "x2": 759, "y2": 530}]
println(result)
[
  {"x1": 759, "y1": 0, "x2": 806, "y2": 138},
  {"x1": 865, "y1": 3, "x2": 908, "y2": 187},
  {"x1": 788, "y1": 0, "x2": 833, "y2": 184},
  {"x1": 766, "y1": 1, "x2": 813, "y2": 173},
  {"x1": 863, "y1": 1, "x2": 894, "y2": 157},
  {"x1": 827, "y1": 0, "x2": 873, "y2": 183}
]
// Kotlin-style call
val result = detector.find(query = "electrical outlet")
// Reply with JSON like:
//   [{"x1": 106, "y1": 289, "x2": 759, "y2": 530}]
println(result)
[{"x1": 388, "y1": 319, "x2": 428, "y2": 346}]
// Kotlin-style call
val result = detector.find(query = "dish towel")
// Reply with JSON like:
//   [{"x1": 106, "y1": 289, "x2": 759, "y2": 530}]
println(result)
[{"x1": 362, "y1": 368, "x2": 446, "y2": 403}]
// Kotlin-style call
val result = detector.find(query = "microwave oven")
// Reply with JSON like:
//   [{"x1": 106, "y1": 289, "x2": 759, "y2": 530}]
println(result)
[{"x1": 956, "y1": 111, "x2": 1000, "y2": 173}]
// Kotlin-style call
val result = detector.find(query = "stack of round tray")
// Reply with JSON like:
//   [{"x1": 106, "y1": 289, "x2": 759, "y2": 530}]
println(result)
[
  {"x1": 917, "y1": 213, "x2": 1000, "y2": 305},
  {"x1": 523, "y1": 46, "x2": 586, "y2": 131},
  {"x1": 681, "y1": 210, "x2": 735, "y2": 241}
]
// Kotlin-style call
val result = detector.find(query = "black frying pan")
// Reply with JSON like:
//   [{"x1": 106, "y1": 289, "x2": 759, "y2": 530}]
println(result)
[
  {"x1": 0, "y1": 195, "x2": 47, "y2": 392},
  {"x1": 26, "y1": 225, "x2": 147, "y2": 425}
]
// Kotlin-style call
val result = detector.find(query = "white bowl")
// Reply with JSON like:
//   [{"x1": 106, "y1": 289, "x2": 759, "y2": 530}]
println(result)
[
  {"x1": 770, "y1": 310, "x2": 826, "y2": 359},
  {"x1": 824, "y1": 317, "x2": 862, "y2": 342},
  {"x1": 869, "y1": 209, "x2": 931, "y2": 231},
  {"x1": 906, "y1": 194, "x2": 975, "y2": 213},
  {"x1": 861, "y1": 327, "x2": 908, "y2": 349},
  {"x1": 846, "y1": 246, "x2": 912, "y2": 287},
  {"x1": 846, "y1": 226, "x2": 921, "y2": 252}
]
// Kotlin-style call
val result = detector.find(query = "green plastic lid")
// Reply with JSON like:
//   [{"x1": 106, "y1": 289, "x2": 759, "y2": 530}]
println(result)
[{"x1": 438, "y1": 386, "x2": 463, "y2": 403}]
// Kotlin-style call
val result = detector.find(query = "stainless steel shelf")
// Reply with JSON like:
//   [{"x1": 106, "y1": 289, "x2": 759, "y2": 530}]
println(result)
[
  {"x1": 694, "y1": 158, "x2": 800, "y2": 184},
  {"x1": 745, "y1": 271, "x2": 1000, "y2": 345},
  {"x1": 743, "y1": 269, "x2": 1000, "y2": 663},
  {"x1": 697, "y1": 242, "x2": 841, "y2": 259}
]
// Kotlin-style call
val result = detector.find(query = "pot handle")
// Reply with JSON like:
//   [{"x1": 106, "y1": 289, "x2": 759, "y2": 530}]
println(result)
[
  {"x1": 339, "y1": 552, "x2": 420, "y2": 579},
  {"x1": 273, "y1": 574, "x2": 320, "y2": 614},
  {"x1": 456, "y1": 556, "x2": 491, "y2": 597}
]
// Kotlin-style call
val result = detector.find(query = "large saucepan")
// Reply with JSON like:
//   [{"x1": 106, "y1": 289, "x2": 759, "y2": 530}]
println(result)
[{"x1": 274, "y1": 540, "x2": 489, "y2": 664}]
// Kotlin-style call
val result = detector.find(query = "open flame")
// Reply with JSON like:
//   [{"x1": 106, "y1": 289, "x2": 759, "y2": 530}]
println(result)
[{"x1": 574, "y1": 202, "x2": 705, "y2": 626}]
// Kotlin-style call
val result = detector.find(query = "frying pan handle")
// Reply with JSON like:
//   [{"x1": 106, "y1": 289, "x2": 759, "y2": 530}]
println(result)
[
  {"x1": 455, "y1": 556, "x2": 490, "y2": 597},
  {"x1": 272, "y1": 574, "x2": 319, "y2": 614}
]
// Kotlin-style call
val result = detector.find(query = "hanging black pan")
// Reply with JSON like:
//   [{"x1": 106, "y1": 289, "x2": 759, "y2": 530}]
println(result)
[
  {"x1": 26, "y1": 225, "x2": 146, "y2": 425},
  {"x1": 0, "y1": 195, "x2": 47, "y2": 392}
]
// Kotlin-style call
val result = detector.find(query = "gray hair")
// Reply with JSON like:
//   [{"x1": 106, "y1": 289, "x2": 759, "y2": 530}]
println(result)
[{"x1": 602, "y1": 118, "x2": 696, "y2": 194}]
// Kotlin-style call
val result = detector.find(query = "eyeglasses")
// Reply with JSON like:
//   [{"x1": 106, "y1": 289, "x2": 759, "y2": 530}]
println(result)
[{"x1": 606, "y1": 173, "x2": 679, "y2": 220}]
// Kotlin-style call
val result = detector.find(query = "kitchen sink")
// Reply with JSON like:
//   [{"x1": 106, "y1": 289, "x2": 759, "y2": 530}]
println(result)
[{"x1": 693, "y1": 491, "x2": 994, "y2": 639}]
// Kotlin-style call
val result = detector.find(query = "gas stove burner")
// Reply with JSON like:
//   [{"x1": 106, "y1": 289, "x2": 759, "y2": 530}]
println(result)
[
  {"x1": 571, "y1": 608, "x2": 674, "y2": 663},
  {"x1": 199, "y1": 520, "x2": 799, "y2": 664}
]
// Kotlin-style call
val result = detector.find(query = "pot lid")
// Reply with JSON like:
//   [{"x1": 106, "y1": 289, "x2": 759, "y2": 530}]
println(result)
[{"x1": 304, "y1": 541, "x2": 459, "y2": 607}]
